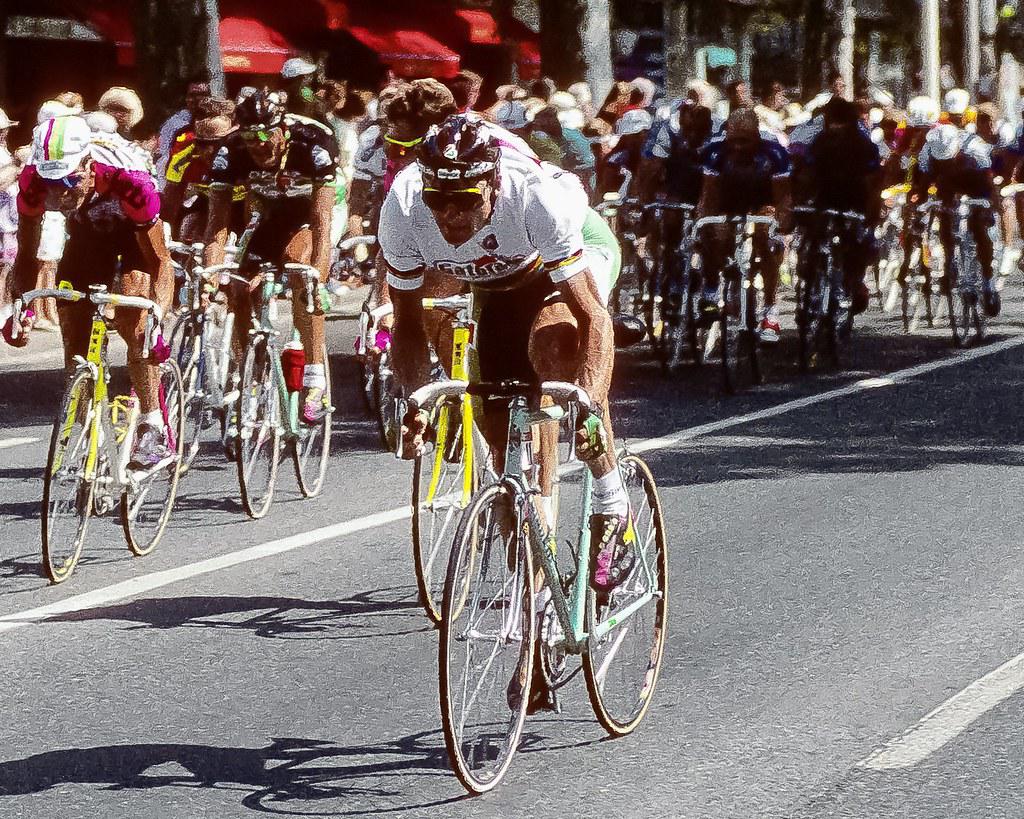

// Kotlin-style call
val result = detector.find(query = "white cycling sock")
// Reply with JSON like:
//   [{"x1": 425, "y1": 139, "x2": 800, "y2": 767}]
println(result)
[
  {"x1": 303, "y1": 364, "x2": 326, "y2": 390},
  {"x1": 541, "y1": 495, "x2": 555, "y2": 530},
  {"x1": 592, "y1": 468, "x2": 629, "y2": 517},
  {"x1": 140, "y1": 409, "x2": 163, "y2": 429}
]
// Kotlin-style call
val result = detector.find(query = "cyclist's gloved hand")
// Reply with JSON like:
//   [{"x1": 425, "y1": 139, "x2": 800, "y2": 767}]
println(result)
[
  {"x1": 575, "y1": 407, "x2": 608, "y2": 461},
  {"x1": 400, "y1": 407, "x2": 430, "y2": 460},
  {"x1": 2, "y1": 308, "x2": 35, "y2": 348}
]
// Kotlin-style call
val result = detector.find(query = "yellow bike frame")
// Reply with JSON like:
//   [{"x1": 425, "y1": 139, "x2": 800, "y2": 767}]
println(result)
[{"x1": 423, "y1": 299, "x2": 475, "y2": 509}]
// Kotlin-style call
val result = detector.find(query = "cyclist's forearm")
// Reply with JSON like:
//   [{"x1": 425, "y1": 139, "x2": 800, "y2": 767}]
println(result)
[
  {"x1": 12, "y1": 216, "x2": 43, "y2": 295},
  {"x1": 575, "y1": 308, "x2": 614, "y2": 403},
  {"x1": 310, "y1": 186, "x2": 334, "y2": 278},
  {"x1": 392, "y1": 324, "x2": 433, "y2": 391},
  {"x1": 202, "y1": 190, "x2": 232, "y2": 266}
]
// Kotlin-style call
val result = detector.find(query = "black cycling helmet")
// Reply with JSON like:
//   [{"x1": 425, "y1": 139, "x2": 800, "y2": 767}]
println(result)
[
  {"x1": 418, "y1": 115, "x2": 499, "y2": 191},
  {"x1": 235, "y1": 88, "x2": 286, "y2": 130}
]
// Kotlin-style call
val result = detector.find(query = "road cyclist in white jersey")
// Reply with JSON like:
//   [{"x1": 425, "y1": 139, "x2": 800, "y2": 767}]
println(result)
[{"x1": 380, "y1": 115, "x2": 634, "y2": 618}]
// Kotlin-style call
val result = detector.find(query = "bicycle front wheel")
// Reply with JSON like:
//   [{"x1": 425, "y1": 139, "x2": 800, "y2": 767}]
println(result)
[
  {"x1": 42, "y1": 368, "x2": 97, "y2": 583},
  {"x1": 412, "y1": 401, "x2": 477, "y2": 624},
  {"x1": 168, "y1": 313, "x2": 205, "y2": 471},
  {"x1": 374, "y1": 348, "x2": 399, "y2": 452},
  {"x1": 439, "y1": 482, "x2": 535, "y2": 794},
  {"x1": 584, "y1": 454, "x2": 668, "y2": 736},
  {"x1": 122, "y1": 360, "x2": 185, "y2": 556},
  {"x1": 293, "y1": 344, "x2": 333, "y2": 498},
  {"x1": 235, "y1": 338, "x2": 282, "y2": 518}
]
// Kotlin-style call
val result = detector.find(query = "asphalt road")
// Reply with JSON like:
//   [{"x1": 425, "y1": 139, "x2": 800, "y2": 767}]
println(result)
[{"x1": 2, "y1": 281, "x2": 1024, "y2": 818}]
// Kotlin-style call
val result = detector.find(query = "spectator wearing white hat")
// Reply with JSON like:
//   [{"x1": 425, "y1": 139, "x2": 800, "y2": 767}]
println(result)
[
  {"x1": 0, "y1": 107, "x2": 17, "y2": 168},
  {"x1": 98, "y1": 86, "x2": 144, "y2": 139},
  {"x1": 944, "y1": 88, "x2": 971, "y2": 128}
]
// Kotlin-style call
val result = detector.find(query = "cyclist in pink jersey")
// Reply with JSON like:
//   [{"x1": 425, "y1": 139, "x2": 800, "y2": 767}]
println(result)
[{"x1": 3, "y1": 116, "x2": 175, "y2": 468}]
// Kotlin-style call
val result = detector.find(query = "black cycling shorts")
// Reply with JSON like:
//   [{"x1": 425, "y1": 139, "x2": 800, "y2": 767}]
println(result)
[
  {"x1": 56, "y1": 218, "x2": 148, "y2": 293},
  {"x1": 474, "y1": 274, "x2": 565, "y2": 386},
  {"x1": 246, "y1": 199, "x2": 311, "y2": 265}
]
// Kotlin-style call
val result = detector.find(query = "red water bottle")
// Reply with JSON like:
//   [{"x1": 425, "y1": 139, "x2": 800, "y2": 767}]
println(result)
[{"x1": 282, "y1": 341, "x2": 305, "y2": 393}]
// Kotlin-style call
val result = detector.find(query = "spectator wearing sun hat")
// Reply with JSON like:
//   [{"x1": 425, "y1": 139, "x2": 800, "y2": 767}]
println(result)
[
  {"x1": 98, "y1": 86, "x2": 144, "y2": 139},
  {"x1": 0, "y1": 107, "x2": 17, "y2": 168}
]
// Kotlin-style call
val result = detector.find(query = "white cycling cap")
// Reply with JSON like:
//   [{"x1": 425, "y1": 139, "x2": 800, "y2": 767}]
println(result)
[
  {"x1": 945, "y1": 88, "x2": 970, "y2": 115},
  {"x1": 927, "y1": 123, "x2": 961, "y2": 161},
  {"x1": 36, "y1": 100, "x2": 78, "y2": 124},
  {"x1": 31, "y1": 116, "x2": 92, "y2": 179},
  {"x1": 281, "y1": 57, "x2": 316, "y2": 79},
  {"x1": 83, "y1": 111, "x2": 119, "y2": 134},
  {"x1": 906, "y1": 95, "x2": 940, "y2": 127}
]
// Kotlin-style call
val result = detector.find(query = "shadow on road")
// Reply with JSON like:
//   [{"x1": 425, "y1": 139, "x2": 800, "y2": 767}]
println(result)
[
  {"x1": 50, "y1": 587, "x2": 430, "y2": 641},
  {"x1": 632, "y1": 364, "x2": 1024, "y2": 490},
  {"x1": 0, "y1": 733, "x2": 463, "y2": 816}
]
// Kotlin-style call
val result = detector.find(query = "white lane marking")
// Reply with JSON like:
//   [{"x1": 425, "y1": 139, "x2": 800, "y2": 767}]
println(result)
[
  {"x1": 629, "y1": 335, "x2": 1024, "y2": 455},
  {"x1": 0, "y1": 436, "x2": 40, "y2": 451},
  {"x1": 857, "y1": 651, "x2": 1024, "y2": 770},
  {"x1": 1, "y1": 333, "x2": 1023, "y2": 636},
  {"x1": 0, "y1": 507, "x2": 411, "y2": 636}
]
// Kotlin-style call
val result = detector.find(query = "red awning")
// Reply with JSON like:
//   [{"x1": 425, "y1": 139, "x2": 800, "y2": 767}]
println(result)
[
  {"x1": 348, "y1": 25, "x2": 459, "y2": 79},
  {"x1": 454, "y1": 9, "x2": 501, "y2": 46},
  {"x1": 218, "y1": 16, "x2": 293, "y2": 74},
  {"x1": 68, "y1": 2, "x2": 295, "y2": 74}
]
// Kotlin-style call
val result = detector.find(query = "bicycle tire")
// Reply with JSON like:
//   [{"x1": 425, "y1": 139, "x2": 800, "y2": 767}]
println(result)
[
  {"x1": 293, "y1": 344, "x2": 332, "y2": 498},
  {"x1": 946, "y1": 261, "x2": 971, "y2": 348},
  {"x1": 235, "y1": 338, "x2": 282, "y2": 519},
  {"x1": 41, "y1": 368, "x2": 97, "y2": 584},
  {"x1": 168, "y1": 313, "x2": 205, "y2": 471},
  {"x1": 439, "y1": 482, "x2": 535, "y2": 794},
  {"x1": 721, "y1": 273, "x2": 760, "y2": 393},
  {"x1": 122, "y1": 360, "x2": 185, "y2": 556},
  {"x1": 412, "y1": 401, "x2": 477, "y2": 624},
  {"x1": 375, "y1": 348, "x2": 399, "y2": 452},
  {"x1": 584, "y1": 454, "x2": 668, "y2": 736}
]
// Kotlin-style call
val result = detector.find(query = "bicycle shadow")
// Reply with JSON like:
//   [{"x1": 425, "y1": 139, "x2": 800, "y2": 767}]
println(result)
[
  {"x1": 0, "y1": 733, "x2": 463, "y2": 816},
  {"x1": 48, "y1": 587, "x2": 429, "y2": 641}
]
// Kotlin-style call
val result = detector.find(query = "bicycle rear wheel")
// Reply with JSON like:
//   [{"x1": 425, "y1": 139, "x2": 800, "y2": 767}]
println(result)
[
  {"x1": 721, "y1": 274, "x2": 760, "y2": 393},
  {"x1": 439, "y1": 482, "x2": 535, "y2": 794},
  {"x1": 168, "y1": 313, "x2": 205, "y2": 471},
  {"x1": 584, "y1": 454, "x2": 668, "y2": 735},
  {"x1": 293, "y1": 344, "x2": 332, "y2": 498},
  {"x1": 412, "y1": 401, "x2": 479, "y2": 624},
  {"x1": 947, "y1": 265, "x2": 971, "y2": 348},
  {"x1": 42, "y1": 369, "x2": 97, "y2": 583},
  {"x1": 122, "y1": 360, "x2": 185, "y2": 556},
  {"x1": 235, "y1": 338, "x2": 282, "y2": 518}
]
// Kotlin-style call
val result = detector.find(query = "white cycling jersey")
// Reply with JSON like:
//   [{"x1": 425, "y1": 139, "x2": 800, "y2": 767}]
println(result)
[{"x1": 380, "y1": 148, "x2": 589, "y2": 292}]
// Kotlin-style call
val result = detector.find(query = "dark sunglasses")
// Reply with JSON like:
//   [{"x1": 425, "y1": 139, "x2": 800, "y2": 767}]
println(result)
[
  {"x1": 240, "y1": 127, "x2": 277, "y2": 144},
  {"x1": 384, "y1": 133, "x2": 423, "y2": 159},
  {"x1": 422, "y1": 186, "x2": 485, "y2": 212}
]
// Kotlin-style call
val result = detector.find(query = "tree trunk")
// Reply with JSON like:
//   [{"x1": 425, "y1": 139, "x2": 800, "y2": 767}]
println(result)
[
  {"x1": 133, "y1": 0, "x2": 210, "y2": 121},
  {"x1": 539, "y1": 0, "x2": 612, "y2": 101},
  {"x1": 664, "y1": 0, "x2": 691, "y2": 98},
  {"x1": 801, "y1": 0, "x2": 827, "y2": 96},
  {"x1": 823, "y1": 0, "x2": 855, "y2": 97}
]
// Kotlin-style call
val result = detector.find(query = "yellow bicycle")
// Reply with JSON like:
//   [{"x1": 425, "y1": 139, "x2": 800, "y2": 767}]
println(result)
[
  {"x1": 14, "y1": 284, "x2": 184, "y2": 583},
  {"x1": 411, "y1": 293, "x2": 492, "y2": 624}
]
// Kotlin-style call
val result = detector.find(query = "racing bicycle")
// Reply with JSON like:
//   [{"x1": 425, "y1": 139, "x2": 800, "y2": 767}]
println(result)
[
  {"x1": 410, "y1": 378, "x2": 667, "y2": 794},
  {"x1": 13, "y1": 285, "x2": 184, "y2": 583}
]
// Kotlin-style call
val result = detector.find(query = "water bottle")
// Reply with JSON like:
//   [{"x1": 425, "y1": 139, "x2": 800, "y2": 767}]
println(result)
[{"x1": 281, "y1": 340, "x2": 305, "y2": 393}]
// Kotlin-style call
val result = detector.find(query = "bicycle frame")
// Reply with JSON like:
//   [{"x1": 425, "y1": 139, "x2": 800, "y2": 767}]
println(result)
[{"x1": 422, "y1": 295, "x2": 477, "y2": 512}]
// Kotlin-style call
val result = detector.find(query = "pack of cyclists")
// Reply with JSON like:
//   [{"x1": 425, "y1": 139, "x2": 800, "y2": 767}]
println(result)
[{"x1": 2, "y1": 78, "x2": 1022, "y2": 584}]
